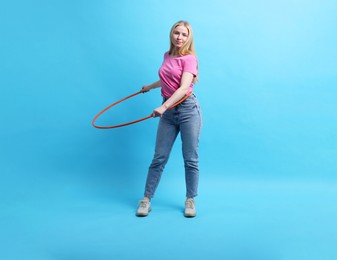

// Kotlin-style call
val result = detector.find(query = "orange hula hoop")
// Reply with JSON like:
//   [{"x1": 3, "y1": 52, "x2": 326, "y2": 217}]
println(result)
[{"x1": 92, "y1": 91, "x2": 192, "y2": 129}]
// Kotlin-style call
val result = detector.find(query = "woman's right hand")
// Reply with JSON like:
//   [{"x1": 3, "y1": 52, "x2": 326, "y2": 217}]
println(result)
[{"x1": 140, "y1": 85, "x2": 150, "y2": 93}]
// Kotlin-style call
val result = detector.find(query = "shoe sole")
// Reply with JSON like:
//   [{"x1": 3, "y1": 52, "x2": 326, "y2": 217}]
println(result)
[
  {"x1": 184, "y1": 212, "x2": 196, "y2": 218},
  {"x1": 136, "y1": 207, "x2": 151, "y2": 217}
]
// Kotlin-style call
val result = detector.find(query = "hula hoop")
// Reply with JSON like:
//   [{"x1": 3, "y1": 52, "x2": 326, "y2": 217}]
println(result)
[{"x1": 92, "y1": 91, "x2": 192, "y2": 129}]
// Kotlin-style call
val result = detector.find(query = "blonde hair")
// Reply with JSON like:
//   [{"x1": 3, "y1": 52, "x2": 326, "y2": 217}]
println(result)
[
  {"x1": 168, "y1": 20, "x2": 198, "y2": 82},
  {"x1": 169, "y1": 20, "x2": 196, "y2": 57}
]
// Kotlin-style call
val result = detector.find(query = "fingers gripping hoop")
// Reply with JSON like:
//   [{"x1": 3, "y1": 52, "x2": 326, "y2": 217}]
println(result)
[{"x1": 92, "y1": 91, "x2": 192, "y2": 129}]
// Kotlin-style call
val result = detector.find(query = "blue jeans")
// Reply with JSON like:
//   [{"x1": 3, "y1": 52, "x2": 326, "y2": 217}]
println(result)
[{"x1": 144, "y1": 94, "x2": 202, "y2": 199}]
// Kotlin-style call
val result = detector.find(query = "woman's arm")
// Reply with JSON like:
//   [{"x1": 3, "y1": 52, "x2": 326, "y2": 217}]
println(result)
[{"x1": 153, "y1": 72, "x2": 194, "y2": 117}]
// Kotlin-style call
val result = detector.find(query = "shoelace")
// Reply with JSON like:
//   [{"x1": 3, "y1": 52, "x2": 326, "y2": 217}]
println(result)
[
  {"x1": 139, "y1": 200, "x2": 149, "y2": 208},
  {"x1": 185, "y1": 199, "x2": 194, "y2": 209}
]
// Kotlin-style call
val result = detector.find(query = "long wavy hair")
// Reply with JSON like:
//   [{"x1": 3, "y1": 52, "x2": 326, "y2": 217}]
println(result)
[
  {"x1": 168, "y1": 20, "x2": 196, "y2": 57},
  {"x1": 168, "y1": 21, "x2": 198, "y2": 82}
]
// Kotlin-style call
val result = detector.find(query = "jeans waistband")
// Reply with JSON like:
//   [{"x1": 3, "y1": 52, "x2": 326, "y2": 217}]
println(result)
[{"x1": 163, "y1": 93, "x2": 195, "y2": 102}]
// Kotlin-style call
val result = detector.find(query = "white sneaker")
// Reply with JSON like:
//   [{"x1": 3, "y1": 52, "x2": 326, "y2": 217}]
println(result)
[
  {"x1": 184, "y1": 198, "x2": 196, "y2": 217},
  {"x1": 136, "y1": 199, "x2": 151, "y2": 217}
]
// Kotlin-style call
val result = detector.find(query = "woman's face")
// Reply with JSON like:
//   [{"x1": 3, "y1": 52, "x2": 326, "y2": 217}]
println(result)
[{"x1": 171, "y1": 25, "x2": 189, "y2": 49}]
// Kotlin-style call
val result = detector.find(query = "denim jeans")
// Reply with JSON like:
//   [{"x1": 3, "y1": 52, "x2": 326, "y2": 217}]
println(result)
[{"x1": 144, "y1": 94, "x2": 202, "y2": 199}]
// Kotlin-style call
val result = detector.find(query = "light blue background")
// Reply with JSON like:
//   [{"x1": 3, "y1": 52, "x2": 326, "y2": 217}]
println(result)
[{"x1": 1, "y1": 0, "x2": 337, "y2": 259}]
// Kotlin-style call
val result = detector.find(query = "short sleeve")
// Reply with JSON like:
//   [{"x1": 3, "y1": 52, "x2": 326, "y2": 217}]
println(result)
[{"x1": 182, "y1": 55, "x2": 198, "y2": 76}]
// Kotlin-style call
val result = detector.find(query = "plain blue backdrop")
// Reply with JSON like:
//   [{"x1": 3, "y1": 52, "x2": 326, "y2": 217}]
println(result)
[{"x1": 1, "y1": 0, "x2": 337, "y2": 259}]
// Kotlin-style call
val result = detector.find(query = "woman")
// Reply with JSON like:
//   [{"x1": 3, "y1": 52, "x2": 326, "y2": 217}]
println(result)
[{"x1": 137, "y1": 21, "x2": 202, "y2": 217}]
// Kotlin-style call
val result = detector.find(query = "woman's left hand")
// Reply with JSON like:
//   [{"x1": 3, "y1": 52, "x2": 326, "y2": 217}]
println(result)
[{"x1": 152, "y1": 105, "x2": 167, "y2": 117}]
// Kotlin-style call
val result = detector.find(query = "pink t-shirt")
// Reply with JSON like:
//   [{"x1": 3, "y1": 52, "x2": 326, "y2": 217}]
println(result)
[{"x1": 158, "y1": 52, "x2": 198, "y2": 98}]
